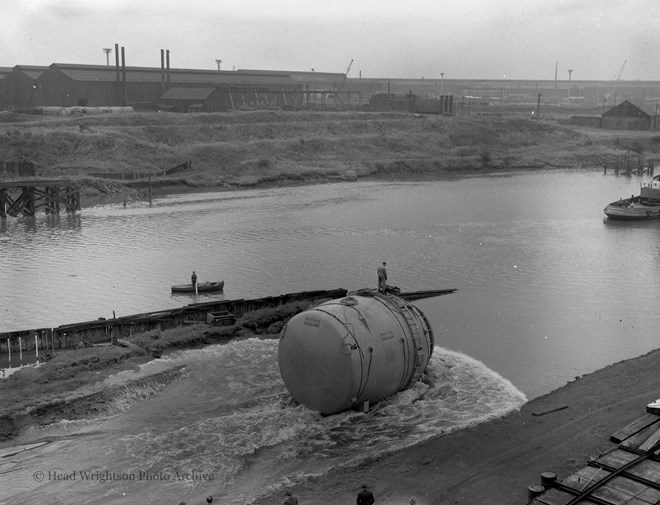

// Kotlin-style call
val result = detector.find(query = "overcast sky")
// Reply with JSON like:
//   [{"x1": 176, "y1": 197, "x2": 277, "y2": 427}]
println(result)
[{"x1": 3, "y1": 0, "x2": 660, "y2": 81}]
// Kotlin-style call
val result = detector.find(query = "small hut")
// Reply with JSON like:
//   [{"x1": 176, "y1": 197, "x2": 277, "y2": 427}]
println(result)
[{"x1": 601, "y1": 100, "x2": 651, "y2": 130}]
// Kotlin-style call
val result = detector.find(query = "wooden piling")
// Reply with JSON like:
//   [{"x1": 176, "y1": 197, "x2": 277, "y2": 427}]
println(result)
[
  {"x1": 0, "y1": 188, "x2": 6, "y2": 218},
  {"x1": 0, "y1": 180, "x2": 80, "y2": 218}
]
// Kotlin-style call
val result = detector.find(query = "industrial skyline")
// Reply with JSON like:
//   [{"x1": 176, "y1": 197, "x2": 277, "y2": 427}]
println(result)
[{"x1": 3, "y1": 0, "x2": 660, "y2": 81}]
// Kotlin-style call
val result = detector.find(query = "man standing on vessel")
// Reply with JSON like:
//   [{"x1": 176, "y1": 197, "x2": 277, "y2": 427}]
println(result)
[
  {"x1": 191, "y1": 271, "x2": 197, "y2": 290},
  {"x1": 377, "y1": 262, "x2": 387, "y2": 292}
]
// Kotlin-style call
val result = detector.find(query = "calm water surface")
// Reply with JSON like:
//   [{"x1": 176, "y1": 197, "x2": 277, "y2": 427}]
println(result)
[{"x1": 1, "y1": 170, "x2": 660, "y2": 504}]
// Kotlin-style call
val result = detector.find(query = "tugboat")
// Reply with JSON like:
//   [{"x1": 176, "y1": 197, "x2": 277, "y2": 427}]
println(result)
[{"x1": 604, "y1": 175, "x2": 660, "y2": 220}]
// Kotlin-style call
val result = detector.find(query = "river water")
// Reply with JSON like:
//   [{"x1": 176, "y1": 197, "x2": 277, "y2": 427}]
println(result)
[{"x1": 1, "y1": 170, "x2": 659, "y2": 504}]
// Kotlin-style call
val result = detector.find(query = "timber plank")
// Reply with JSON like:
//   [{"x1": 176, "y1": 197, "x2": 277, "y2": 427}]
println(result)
[
  {"x1": 611, "y1": 414, "x2": 660, "y2": 443},
  {"x1": 561, "y1": 466, "x2": 611, "y2": 493},
  {"x1": 637, "y1": 486, "x2": 660, "y2": 503},
  {"x1": 638, "y1": 425, "x2": 660, "y2": 452},
  {"x1": 626, "y1": 460, "x2": 660, "y2": 484},
  {"x1": 593, "y1": 476, "x2": 660, "y2": 504},
  {"x1": 532, "y1": 487, "x2": 599, "y2": 505},
  {"x1": 620, "y1": 422, "x2": 660, "y2": 450},
  {"x1": 596, "y1": 448, "x2": 639, "y2": 469}
]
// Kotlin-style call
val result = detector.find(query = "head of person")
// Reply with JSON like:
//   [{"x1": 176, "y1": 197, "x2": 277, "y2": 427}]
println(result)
[
  {"x1": 362, "y1": 484, "x2": 368, "y2": 489},
  {"x1": 383, "y1": 262, "x2": 386, "y2": 266},
  {"x1": 285, "y1": 490, "x2": 292, "y2": 497},
  {"x1": 206, "y1": 497, "x2": 213, "y2": 504}
]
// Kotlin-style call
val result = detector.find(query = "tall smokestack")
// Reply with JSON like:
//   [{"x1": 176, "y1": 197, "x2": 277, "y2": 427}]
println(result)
[
  {"x1": 166, "y1": 49, "x2": 170, "y2": 89},
  {"x1": 115, "y1": 43, "x2": 120, "y2": 105},
  {"x1": 161, "y1": 49, "x2": 165, "y2": 94},
  {"x1": 121, "y1": 46, "x2": 126, "y2": 106}
]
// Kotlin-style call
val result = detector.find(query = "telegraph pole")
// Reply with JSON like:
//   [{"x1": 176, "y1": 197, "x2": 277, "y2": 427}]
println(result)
[
  {"x1": 216, "y1": 59, "x2": 222, "y2": 71},
  {"x1": 103, "y1": 48, "x2": 112, "y2": 66}
]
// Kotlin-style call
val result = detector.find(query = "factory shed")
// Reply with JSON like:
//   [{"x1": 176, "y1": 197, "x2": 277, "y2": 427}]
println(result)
[
  {"x1": 26, "y1": 64, "x2": 310, "y2": 109},
  {"x1": 0, "y1": 65, "x2": 47, "y2": 110},
  {"x1": 0, "y1": 67, "x2": 12, "y2": 110},
  {"x1": 30, "y1": 63, "x2": 162, "y2": 108},
  {"x1": 601, "y1": 100, "x2": 651, "y2": 130},
  {"x1": 159, "y1": 87, "x2": 226, "y2": 112}
]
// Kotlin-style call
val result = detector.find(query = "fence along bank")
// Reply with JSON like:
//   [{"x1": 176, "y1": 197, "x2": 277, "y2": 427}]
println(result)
[
  {"x1": 0, "y1": 289, "x2": 348, "y2": 364},
  {"x1": 0, "y1": 287, "x2": 455, "y2": 368}
]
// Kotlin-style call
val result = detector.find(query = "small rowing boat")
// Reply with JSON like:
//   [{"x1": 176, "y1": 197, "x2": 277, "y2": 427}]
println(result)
[{"x1": 171, "y1": 281, "x2": 225, "y2": 294}]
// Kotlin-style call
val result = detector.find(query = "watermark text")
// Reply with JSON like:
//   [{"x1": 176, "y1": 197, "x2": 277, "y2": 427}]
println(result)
[{"x1": 33, "y1": 469, "x2": 214, "y2": 483}]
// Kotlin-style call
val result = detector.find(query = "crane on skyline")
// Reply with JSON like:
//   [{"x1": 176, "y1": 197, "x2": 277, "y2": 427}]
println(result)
[
  {"x1": 344, "y1": 58, "x2": 353, "y2": 78},
  {"x1": 614, "y1": 59, "x2": 627, "y2": 81},
  {"x1": 330, "y1": 59, "x2": 354, "y2": 107}
]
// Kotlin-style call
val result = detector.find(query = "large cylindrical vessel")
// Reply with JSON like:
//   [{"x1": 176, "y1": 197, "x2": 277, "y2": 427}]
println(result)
[{"x1": 278, "y1": 290, "x2": 434, "y2": 415}]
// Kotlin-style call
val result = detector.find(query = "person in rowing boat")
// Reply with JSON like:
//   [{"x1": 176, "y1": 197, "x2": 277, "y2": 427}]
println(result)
[{"x1": 191, "y1": 271, "x2": 197, "y2": 290}]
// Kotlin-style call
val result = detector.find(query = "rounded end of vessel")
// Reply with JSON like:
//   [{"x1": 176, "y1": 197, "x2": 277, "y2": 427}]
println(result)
[{"x1": 278, "y1": 309, "x2": 357, "y2": 415}]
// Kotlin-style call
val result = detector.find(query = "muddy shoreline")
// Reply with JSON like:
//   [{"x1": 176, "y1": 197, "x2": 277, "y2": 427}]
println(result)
[
  {"x1": 0, "y1": 365, "x2": 186, "y2": 442},
  {"x1": 80, "y1": 164, "x2": 597, "y2": 210},
  {"x1": 263, "y1": 348, "x2": 660, "y2": 505}
]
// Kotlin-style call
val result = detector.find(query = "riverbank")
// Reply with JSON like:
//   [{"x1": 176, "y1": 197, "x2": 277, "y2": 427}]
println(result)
[{"x1": 3, "y1": 110, "x2": 660, "y2": 201}]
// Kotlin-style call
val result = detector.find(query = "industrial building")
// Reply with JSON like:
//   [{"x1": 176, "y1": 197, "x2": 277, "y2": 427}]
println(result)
[
  {"x1": 601, "y1": 100, "x2": 652, "y2": 130},
  {"x1": 0, "y1": 55, "x2": 360, "y2": 112},
  {"x1": 0, "y1": 65, "x2": 47, "y2": 110},
  {"x1": 19, "y1": 63, "x2": 344, "y2": 111},
  {"x1": 2, "y1": 51, "x2": 660, "y2": 124},
  {"x1": 570, "y1": 100, "x2": 656, "y2": 130}
]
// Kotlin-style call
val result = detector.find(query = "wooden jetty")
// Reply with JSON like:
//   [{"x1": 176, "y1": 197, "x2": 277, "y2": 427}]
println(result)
[
  {"x1": 0, "y1": 287, "x2": 455, "y2": 361},
  {"x1": 0, "y1": 180, "x2": 80, "y2": 218},
  {"x1": 603, "y1": 155, "x2": 655, "y2": 178},
  {"x1": 528, "y1": 404, "x2": 660, "y2": 505}
]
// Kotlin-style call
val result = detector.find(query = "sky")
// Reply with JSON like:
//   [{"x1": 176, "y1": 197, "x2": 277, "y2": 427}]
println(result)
[{"x1": 2, "y1": 0, "x2": 660, "y2": 81}]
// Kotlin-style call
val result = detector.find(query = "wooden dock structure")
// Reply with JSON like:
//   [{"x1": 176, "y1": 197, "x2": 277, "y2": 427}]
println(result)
[
  {"x1": 0, "y1": 180, "x2": 80, "y2": 218},
  {"x1": 603, "y1": 155, "x2": 655, "y2": 178},
  {"x1": 529, "y1": 404, "x2": 660, "y2": 505},
  {"x1": 0, "y1": 287, "x2": 456, "y2": 365},
  {"x1": 0, "y1": 289, "x2": 349, "y2": 361}
]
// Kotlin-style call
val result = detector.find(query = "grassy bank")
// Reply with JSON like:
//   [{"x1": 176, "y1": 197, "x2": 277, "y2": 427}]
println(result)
[{"x1": 3, "y1": 110, "x2": 660, "y2": 197}]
